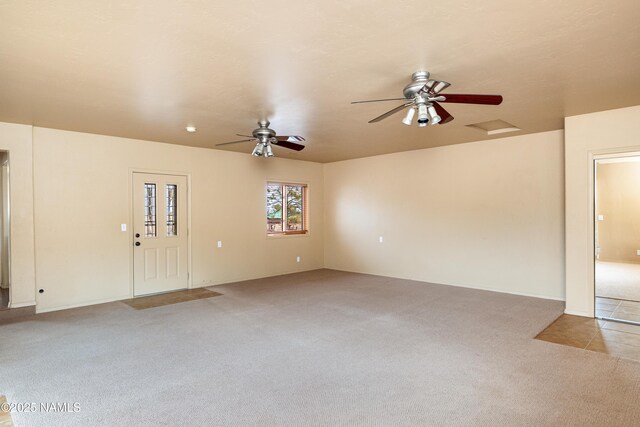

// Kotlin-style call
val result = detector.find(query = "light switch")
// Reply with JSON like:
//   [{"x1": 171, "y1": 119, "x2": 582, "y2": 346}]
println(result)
[
  {"x1": 121, "y1": 224, "x2": 127, "y2": 232},
  {"x1": 598, "y1": 215, "x2": 604, "y2": 221},
  {"x1": 636, "y1": 250, "x2": 640, "y2": 256},
  {"x1": 217, "y1": 241, "x2": 222, "y2": 248}
]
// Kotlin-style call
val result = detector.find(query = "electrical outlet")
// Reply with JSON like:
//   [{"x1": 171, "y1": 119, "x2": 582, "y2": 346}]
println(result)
[
  {"x1": 217, "y1": 241, "x2": 222, "y2": 248},
  {"x1": 379, "y1": 236, "x2": 384, "y2": 243},
  {"x1": 636, "y1": 250, "x2": 640, "y2": 256},
  {"x1": 296, "y1": 256, "x2": 301, "y2": 263}
]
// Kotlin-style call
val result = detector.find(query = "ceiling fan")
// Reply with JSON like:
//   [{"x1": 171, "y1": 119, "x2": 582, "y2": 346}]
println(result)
[
  {"x1": 216, "y1": 120, "x2": 305, "y2": 157},
  {"x1": 351, "y1": 71, "x2": 503, "y2": 126}
]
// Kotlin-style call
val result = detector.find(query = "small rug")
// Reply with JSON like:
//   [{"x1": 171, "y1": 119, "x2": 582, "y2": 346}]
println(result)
[{"x1": 121, "y1": 288, "x2": 222, "y2": 310}]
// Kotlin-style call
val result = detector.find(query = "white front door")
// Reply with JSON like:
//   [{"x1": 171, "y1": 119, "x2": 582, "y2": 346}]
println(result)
[{"x1": 133, "y1": 173, "x2": 188, "y2": 296}]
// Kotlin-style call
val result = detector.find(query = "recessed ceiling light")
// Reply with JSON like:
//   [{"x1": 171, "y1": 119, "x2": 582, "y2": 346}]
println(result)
[{"x1": 185, "y1": 126, "x2": 197, "y2": 133}]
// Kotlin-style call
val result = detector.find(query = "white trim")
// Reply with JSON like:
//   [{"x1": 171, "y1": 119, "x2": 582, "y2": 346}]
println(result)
[
  {"x1": 36, "y1": 295, "x2": 130, "y2": 314},
  {"x1": 229, "y1": 266, "x2": 566, "y2": 302},
  {"x1": 129, "y1": 169, "x2": 192, "y2": 297},
  {"x1": 564, "y1": 308, "x2": 593, "y2": 317},
  {"x1": 9, "y1": 300, "x2": 35, "y2": 309},
  {"x1": 427, "y1": 279, "x2": 566, "y2": 301},
  {"x1": 205, "y1": 267, "x2": 325, "y2": 288},
  {"x1": 593, "y1": 150, "x2": 640, "y2": 160},
  {"x1": 585, "y1": 148, "x2": 640, "y2": 318},
  {"x1": 265, "y1": 232, "x2": 310, "y2": 240},
  {"x1": 2, "y1": 151, "x2": 16, "y2": 310},
  {"x1": 426, "y1": 282, "x2": 565, "y2": 302},
  {"x1": 335, "y1": 268, "x2": 566, "y2": 301}
]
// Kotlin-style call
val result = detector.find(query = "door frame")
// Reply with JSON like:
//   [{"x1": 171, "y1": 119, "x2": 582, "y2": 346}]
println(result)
[
  {"x1": 128, "y1": 168, "x2": 192, "y2": 297},
  {"x1": 591, "y1": 150, "x2": 640, "y2": 317},
  {"x1": 1, "y1": 152, "x2": 11, "y2": 308}
]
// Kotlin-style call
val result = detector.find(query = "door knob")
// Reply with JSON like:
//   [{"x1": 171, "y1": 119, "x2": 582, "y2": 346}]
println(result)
[
  {"x1": 135, "y1": 242, "x2": 141, "y2": 246},
  {"x1": 135, "y1": 233, "x2": 140, "y2": 238}
]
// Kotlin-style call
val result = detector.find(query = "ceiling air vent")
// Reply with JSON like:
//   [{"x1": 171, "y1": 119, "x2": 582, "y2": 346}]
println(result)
[{"x1": 466, "y1": 119, "x2": 520, "y2": 135}]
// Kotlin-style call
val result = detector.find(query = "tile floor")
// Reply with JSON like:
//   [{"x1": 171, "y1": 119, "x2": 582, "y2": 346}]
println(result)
[
  {"x1": 536, "y1": 313, "x2": 640, "y2": 362},
  {"x1": 595, "y1": 296, "x2": 640, "y2": 323}
]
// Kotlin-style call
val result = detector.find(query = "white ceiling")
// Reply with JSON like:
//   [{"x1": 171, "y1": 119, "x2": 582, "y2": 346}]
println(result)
[{"x1": 1, "y1": 0, "x2": 639, "y2": 162}]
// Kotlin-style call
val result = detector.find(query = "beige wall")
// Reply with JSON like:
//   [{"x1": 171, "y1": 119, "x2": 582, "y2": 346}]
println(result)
[
  {"x1": 323, "y1": 130, "x2": 566, "y2": 300},
  {"x1": 0, "y1": 122, "x2": 36, "y2": 308},
  {"x1": 10, "y1": 107, "x2": 640, "y2": 314},
  {"x1": 565, "y1": 105, "x2": 640, "y2": 317},
  {"x1": 32, "y1": 127, "x2": 324, "y2": 312},
  {"x1": 595, "y1": 161, "x2": 640, "y2": 263}
]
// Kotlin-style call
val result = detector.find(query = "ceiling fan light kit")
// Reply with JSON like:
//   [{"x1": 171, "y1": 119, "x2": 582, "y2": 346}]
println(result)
[
  {"x1": 351, "y1": 70, "x2": 503, "y2": 127},
  {"x1": 402, "y1": 107, "x2": 416, "y2": 125},
  {"x1": 251, "y1": 142, "x2": 264, "y2": 157},
  {"x1": 251, "y1": 139, "x2": 276, "y2": 158},
  {"x1": 417, "y1": 102, "x2": 430, "y2": 125},
  {"x1": 427, "y1": 105, "x2": 441, "y2": 124},
  {"x1": 217, "y1": 120, "x2": 306, "y2": 158}
]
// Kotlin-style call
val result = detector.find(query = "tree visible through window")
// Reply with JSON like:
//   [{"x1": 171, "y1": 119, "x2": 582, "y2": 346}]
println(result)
[{"x1": 266, "y1": 182, "x2": 307, "y2": 234}]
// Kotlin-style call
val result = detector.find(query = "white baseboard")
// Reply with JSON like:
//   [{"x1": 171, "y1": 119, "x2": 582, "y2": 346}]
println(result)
[
  {"x1": 36, "y1": 295, "x2": 130, "y2": 314},
  {"x1": 203, "y1": 266, "x2": 325, "y2": 288},
  {"x1": 31, "y1": 266, "x2": 564, "y2": 313},
  {"x1": 324, "y1": 267, "x2": 566, "y2": 302},
  {"x1": 36, "y1": 269, "x2": 325, "y2": 313},
  {"x1": 9, "y1": 300, "x2": 36, "y2": 309},
  {"x1": 564, "y1": 308, "x2": 594, "y2": 318}
]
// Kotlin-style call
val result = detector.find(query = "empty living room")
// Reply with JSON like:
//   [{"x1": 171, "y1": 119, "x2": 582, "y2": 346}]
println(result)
[{"x1": 2, "y1": 1, "x2": 640, "y2": 426}]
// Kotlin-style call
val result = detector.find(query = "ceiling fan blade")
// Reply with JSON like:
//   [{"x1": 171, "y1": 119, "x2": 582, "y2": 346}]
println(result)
[
  {"x1": 431, "y1": 80, "x2": 451, "y2": 94},
  {"x1": 236, "y1": 133, "x2": 253, "y2": 138},
  {"x1": 440, "y1": 94, "x2": 503, "y2": 105},
  {"x1": 216, "y1": 138, "x2": 255, "y2": 146},
  {"x1": 275, "y1": 135, "x2": 306, "y2": 142},
  {"x1": 433, "y1": 102, "x2": 454, "y2": 124},
  {"x1": 351, "y1": 98, "x2": 411, "y2": 104},
  {"x1": 419, "y1": 80, "x2": 451, "y2": 95},
  {"x1": 369, "y1": 102, "x2": 414, "y2": 123},
  {"x1": 272, "y1": 140, "x2": 305, "y2": 151}
]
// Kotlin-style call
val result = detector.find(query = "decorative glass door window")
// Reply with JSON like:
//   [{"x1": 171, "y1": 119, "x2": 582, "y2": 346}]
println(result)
[
  {"x1": 144, "y1": 183, "x2": 157, "y2": 237},
  {"x1": 166, "y1": 184, "x2": 177, "y2": 236}
]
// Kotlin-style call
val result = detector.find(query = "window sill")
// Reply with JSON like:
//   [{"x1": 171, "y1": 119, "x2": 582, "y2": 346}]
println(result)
[{"x1": 267, "y1": 231, "x2": 309, "y2": 239}]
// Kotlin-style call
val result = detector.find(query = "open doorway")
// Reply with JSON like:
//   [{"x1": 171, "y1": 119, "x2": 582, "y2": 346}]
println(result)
[
  {"x1": 594, "y1": 155, "x2": 640, "y2": 323},
  {"x1": 0, "y1": 151, "x2": 9, "y2": 310}
]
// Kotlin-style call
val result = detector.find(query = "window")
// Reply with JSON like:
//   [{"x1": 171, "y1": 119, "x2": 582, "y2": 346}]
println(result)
[
  {"x1": 266, "y1": 182, "x2": 308, "y2": 235},
  {"x1": 166, "y1": 184, "x2": 177, "y2": 236},
  {"x1": 144, "y1": 183, "x2": 157, "y2": 237}
]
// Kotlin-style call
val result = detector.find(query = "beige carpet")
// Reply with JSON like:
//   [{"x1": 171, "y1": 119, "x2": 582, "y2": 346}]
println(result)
[
  {"x1": 596, "y1": 261, "x2": 640, "y2": 301},
  {"x1": 1, "y1": 269, "x2": 640, "y2": 426}
]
